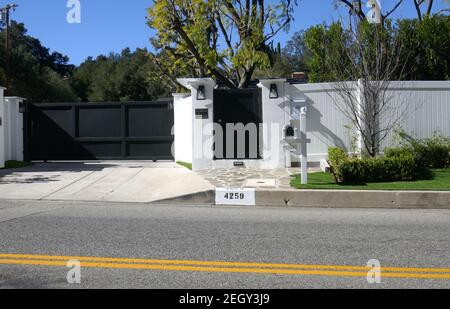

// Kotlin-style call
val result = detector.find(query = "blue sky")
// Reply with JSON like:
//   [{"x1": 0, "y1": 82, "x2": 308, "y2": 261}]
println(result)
[{"x1": 4, "y1": 0, "x2": 449, "y2": 65}]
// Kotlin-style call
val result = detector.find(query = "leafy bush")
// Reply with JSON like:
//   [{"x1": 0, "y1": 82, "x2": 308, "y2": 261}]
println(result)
[
  {"x1": 396, "y1": 131, "x2": 450, "y2": 169},
  {"x1": 384, "y1": 147, "x2": 414, "y2": 159},
  {"x1": 328, "y1": 147, "x2": 348, "y2": 167},
  {"x1": 414, "y1": 137, "x2": 449, "y2": 169},
  {"x1": 328, "y1": 148, "x2": 348, "y2": 182}
]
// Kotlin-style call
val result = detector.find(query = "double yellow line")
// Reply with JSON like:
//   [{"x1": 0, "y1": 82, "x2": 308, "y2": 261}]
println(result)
[{"x1": 1, "y1": 253, "x2": 450, "y2": 280}]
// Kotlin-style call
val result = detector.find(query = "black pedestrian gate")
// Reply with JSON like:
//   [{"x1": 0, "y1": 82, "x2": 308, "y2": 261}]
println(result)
[
  {"x1": 24, "y1": 100, "x2": 174, "y2": 161},
  {"x1": 213, "y1": 88, "x2": 262, "y2": 160}
]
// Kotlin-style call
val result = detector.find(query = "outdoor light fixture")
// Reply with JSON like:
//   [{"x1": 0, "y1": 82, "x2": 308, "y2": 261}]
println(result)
[
  {"x1": 197, "y1": 85, "x2": 206, "y2": 100},
  {"x1": 269, "y1": 83, "x2": 279, "y2": 99}
]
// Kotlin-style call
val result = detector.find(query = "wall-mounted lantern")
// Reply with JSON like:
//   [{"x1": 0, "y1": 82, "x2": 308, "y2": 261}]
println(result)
[
  {"x1": 197, "y1": 85, "x2": 206, "y2": 100},
  {"x1": 269, "y1": 83, "x2": 279, "y2": 99}
]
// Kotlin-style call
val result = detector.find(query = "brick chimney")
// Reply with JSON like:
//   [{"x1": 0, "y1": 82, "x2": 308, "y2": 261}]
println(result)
[{"x1": 292, "y1": 72, "x2": 306, "y2": 80}]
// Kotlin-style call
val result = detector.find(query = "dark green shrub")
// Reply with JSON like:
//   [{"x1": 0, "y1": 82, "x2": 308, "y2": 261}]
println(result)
[
  {"x1": 3, "y1": 161, "x2": 33, "y2": 169},
  {"x1": 339, "y1": 155, "x2": 416, "y2": 183}
]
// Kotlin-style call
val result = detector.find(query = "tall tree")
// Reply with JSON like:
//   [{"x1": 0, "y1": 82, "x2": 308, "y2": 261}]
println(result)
[
  {"x1": 0, "y1": 22, "x2": 78, "y2": 102},
  {"x1": 71, "y1": 48, "x2": 171, "y2": 102},
  {"x1": 306, "y1": 20, "x2": 411, "y2": 157},
  {"x1": 147, "y1": 0, "x2": 297, "y2": 89},
  {"x1": 397, "y1": 15, "x2": 450, "y2": 80},
  {"x1": 254, "y1": 31, "x2": 310, "y2": 78},
  {"x1": 304, "y1": 15, "x2": 450, "y2": 82}
]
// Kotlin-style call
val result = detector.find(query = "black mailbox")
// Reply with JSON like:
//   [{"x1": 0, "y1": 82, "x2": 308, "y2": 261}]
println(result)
[{"x1": 284, "y1": 125, "x2": 296, "y2": 138}]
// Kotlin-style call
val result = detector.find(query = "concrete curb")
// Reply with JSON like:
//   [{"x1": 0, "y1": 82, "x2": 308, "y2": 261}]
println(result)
[
  {"x1": 151, "y1": 190, "x2": 215, "y2": 206},
  {"x1": 256, "y1": 190, "x2": 450, "y2": 209},
  {"x1": 153, "y1": 189, "x2": 450, "y2": 209}
]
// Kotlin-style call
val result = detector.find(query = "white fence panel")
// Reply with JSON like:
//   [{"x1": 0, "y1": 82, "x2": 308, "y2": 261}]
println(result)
[
  {"x1": 380, "y1": 81, "x2": 450, "y2": 149},
  {"x1": 290, "y1": 81, "x2": 450, "y2": 160},
  {"x1": 291, "y1": 83, "x2": 356, "y2": 160}
]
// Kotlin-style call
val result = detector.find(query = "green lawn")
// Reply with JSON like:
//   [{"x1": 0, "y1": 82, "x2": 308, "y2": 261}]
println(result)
[
  {"x1": 291, "y1": 169, "x2": 450, "y2": 191},
  {"x1": 1, "y1": 161, "x2": 33, "y2": 170},
  {"x1": 177, "y1": 161, "x2": 192, "y2": 170}
]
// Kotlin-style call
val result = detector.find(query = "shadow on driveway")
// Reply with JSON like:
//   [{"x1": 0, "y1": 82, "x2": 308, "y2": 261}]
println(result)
[{"x1": 0, "y1": 162, "x2": 117, "y2": 185}]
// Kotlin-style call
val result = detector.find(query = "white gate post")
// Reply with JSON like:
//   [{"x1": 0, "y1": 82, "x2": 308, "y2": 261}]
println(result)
[
  {"x1": 0, "y1": 87, "x2": 5, "y2": 168},
  {"x1": 177, "y1": 78, "x2": 216, "y2": 171},
  {"x1": 4, "y1": 97, "x2": 26, "y2": 161}
]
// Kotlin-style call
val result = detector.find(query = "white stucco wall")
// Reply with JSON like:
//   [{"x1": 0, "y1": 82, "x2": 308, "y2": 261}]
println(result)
[
  {"x1": 0, "y1": 87, "x2": 5, "y2": 168},
  {"x1": 177, "y1": 78, "x2": 216, "y2": 171},
  {"x1": 258, "y1": 79, "x2": 289, "y2": 169},
  {"x1": 4, "y1": 97, "x2": 25, "y2": 162},
  {"x1": 173, "y1": 93, "x2": 193, "y2": 164},
  {"x1": 191, "y1": 80, "x2": 215, "y2": 170}
]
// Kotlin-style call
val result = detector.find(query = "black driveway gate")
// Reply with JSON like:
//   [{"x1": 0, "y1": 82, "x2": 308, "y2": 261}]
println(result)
[{"x1": 24, "y1": 100, "x2": 174, "y2": 161}]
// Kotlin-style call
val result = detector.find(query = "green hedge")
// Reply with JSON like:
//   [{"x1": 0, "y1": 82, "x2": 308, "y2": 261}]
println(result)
[
  {"x1": 328, "y1": 147, "x2": 416, "y2": 183},
  {"x1": 338, "y1": 155, "x2": 416, "y2": 183}
]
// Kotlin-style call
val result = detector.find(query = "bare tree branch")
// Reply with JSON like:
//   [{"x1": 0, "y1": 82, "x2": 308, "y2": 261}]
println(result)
[{"x1": 323, "y1": 19, "x2": 412, "y2": 156}]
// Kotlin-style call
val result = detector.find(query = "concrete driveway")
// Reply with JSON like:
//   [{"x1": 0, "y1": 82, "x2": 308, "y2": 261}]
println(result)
[{"x1": 0, "y1": 161, "x2": 213, "y2": 203}]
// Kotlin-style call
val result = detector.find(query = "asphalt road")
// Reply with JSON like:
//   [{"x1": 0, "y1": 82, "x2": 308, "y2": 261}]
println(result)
[{"x1": 0, "y1": 199, "x2": 449, "y2": 289}]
